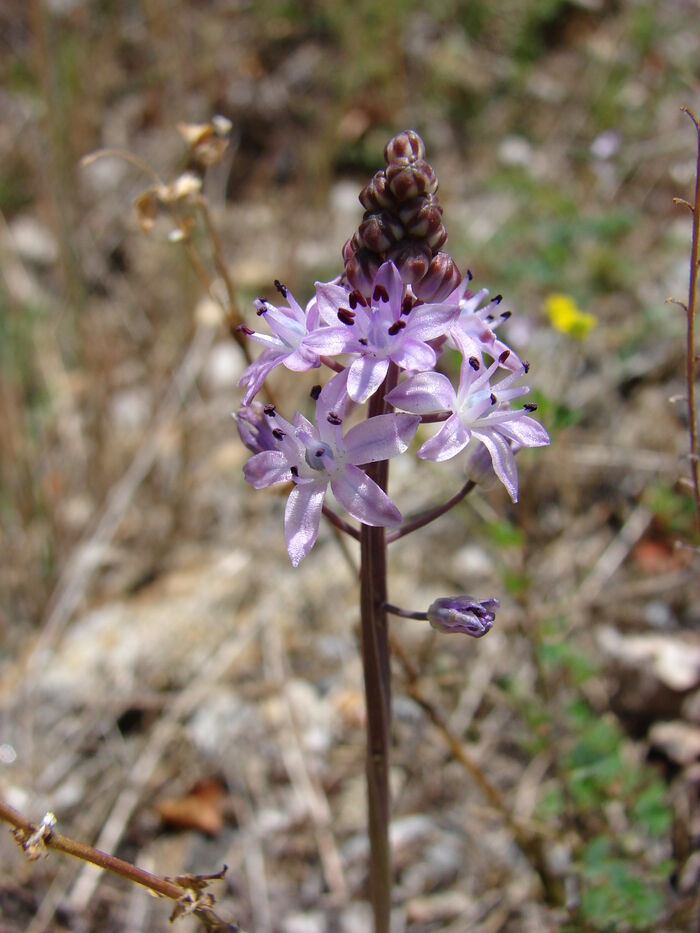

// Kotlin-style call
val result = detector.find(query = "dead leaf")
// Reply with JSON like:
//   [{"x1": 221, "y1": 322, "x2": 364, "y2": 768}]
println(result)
[{"x1": 156, "y1": 777, "x2": 226, "y2": 835}]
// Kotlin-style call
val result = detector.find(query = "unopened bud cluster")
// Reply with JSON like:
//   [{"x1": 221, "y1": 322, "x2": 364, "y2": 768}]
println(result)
[{"x1": 343, "y1": 130, "x2": 462, "y2": 302}]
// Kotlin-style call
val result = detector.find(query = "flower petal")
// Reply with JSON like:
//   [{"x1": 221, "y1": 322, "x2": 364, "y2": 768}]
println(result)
[
  {"x1": 303, "y1": 326, "x2": 356, "y2": 355},
  {"x1": 285, "y1": 481, "x2": 326, "y2": 566},
  {"x1": 372, "y1": 261, "x2": 404, "y2": 312},
  {"x1": 391, "y1": 337, "x2": 436, "y2": 373},
  {"x1": 473, "y1": 429, "x2": 518, "y2": 502},
  {"x1": 343, "y1": 413, "x2": 420, "y2": 465},
  {"x1": 404, "y1": 302, "x2": 459, "y2": 341},
  {"x1": 494, "y1": 414, "x2": 550, "y2": 448},
  {"x1": 316, "y1": 369, "x2": 350, "y2": 444},
  {"x1": 239, "y1": 349, "x2": 285, "y2": 404},
  {"x1": 331, "y1": 465, "x2": 401, "y2": 526},
  {"x1": 347, "y1": 356, "x2": 390, "y2": 403},
  {"x1": 243, "y1": 450, "x2": 291, "y2": 488},
  {"x1": 386, "y1": 371, "x2": 456, "y2": 414},
  {"x1": 417, "y1": 413, "x2": 471, "y2": 461}
]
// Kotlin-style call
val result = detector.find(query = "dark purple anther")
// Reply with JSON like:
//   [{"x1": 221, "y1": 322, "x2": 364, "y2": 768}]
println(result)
[
  {"x1": 469, "y1": 356, "x2": 480, "y2": 370},
  {"x1": 337, "y1": 308, "x2": 356, "y2": 326},
  {"x1": 310, "y1": 384, "x2": 322, "y2": 400},
  {"x1": 274, "y1": 279, "x2": 288, "y2": 298},
  {"x1": 387, "y1": 320, "x2": 406, "y2": 335}
]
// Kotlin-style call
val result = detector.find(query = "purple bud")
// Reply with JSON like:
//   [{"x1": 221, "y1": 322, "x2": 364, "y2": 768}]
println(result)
[
  {"x1": 358, "y1": 210, "x2": 404, "y2": 253},
  {"x1": 342, "y1": 237, "x2": 356, "y2": 264},
  {"x1": 413, "y1": 252, "x2": 462, "y2": 301},
  {"x1": 386, "y1": 239, "x2": 431, "y2": 286},
  {"x1": 345, "y1": 247, "x2": 382, "y2": 297},
  {"x1": 384, "y1": 130, "x2": 426, "y2": 164},
  {"x1": 398, "y1": 196, "x2": 444, "y2": 239},
  {"x1": 386, "y1": 159, "x2": 438, "y2": 201},
  {"x1": 234, "y1": 402, "x2": 278, "y2": 454},
  {"x1": 359, "y1": 171, "x2": 396, "y2": 211},
  {"x1": 427, "y1": 596, "x2": 498, "y2": 637}
]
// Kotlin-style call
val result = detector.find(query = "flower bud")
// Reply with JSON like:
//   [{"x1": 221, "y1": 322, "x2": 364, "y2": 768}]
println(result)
[
  {"x1": 234, "y1": 402, "x2": 278, "y2": 454},
  {"x1": 398, "y1": 196, "x2": 444, "y2": 240},
  {"x1": 427, "y1": 596, "x2": 498, "y2": 637},
  {"x1": 386, "y1": 239, "x2": 431, "y2": 286},
  {"x1": 386, "y1": 159, "x2": 438, "y2": 201},
  {"x1": 342, "y1": 236, "x2": 357, "y2": 264},
  {"x1": 358, "y1": 210, "x2": 404, "y2": 253},
  {"x1": 345, "y1": 247, "x2": 382, "y2": 297},
  {"x1": 413, "y1": 252, "x2": 462, "y2": 301},
  {"x1": 384, "y1": 130, "x2": 426, "y2": 164},
  {"x1": 359, "y1": 171, "x2": 396, "y2": 211}
]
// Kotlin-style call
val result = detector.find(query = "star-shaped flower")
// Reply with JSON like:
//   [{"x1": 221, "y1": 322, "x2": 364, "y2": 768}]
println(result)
[
  {"x1": 312, "y1": 261, "x2": 462, "y2": 403},
  {"x1": 238, "y1": 281, "x2": 350, "y2": 404},
  {"x1": 242, "y1": 370, "x2": 420, "y2": 565},
  {"x1": 386, "y1": 345, "x2": 549, "y2": 502}
]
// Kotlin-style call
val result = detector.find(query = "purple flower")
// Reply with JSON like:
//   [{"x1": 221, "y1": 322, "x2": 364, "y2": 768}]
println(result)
[
  {"x1": 242, "y1": 370, "x2": 420, "y2": 565},
  {"x1": 386, "y1": 348, "x2": 549, "y2": 502},
  {"x1": 238, "y1": 282, "x2": 350, "y2": 404},
  {"x1": 448, "y1": 284, "x2": 522, "y2": 371},
  {"x1": 427, "y1": 595, "x2": 498, "y2": 637},
  {"x1": 313, "y1": 261, "x2": 463, "y2": 403}
]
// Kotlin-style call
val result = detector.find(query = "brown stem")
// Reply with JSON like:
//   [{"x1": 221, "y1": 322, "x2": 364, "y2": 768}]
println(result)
[
  {"x1": 322, "y1": 504, "x2": 360, "y2": 540},
  {"x1": 680, "y1": 107, "x2": 700, "y2": 532},
  {"x1": 359, "y1": 363, "x2": 398, "y2": 933},
  {"x1": 0, "y1": 800, "x2": 241, "y2": 931},
  {"x1": 387, "y1": 479, "x2": 475, "y2": 543}
]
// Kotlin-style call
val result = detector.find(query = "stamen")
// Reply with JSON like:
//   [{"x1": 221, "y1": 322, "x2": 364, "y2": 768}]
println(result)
[
  {"x1": 494, "y1": 294, "x2": 502, "y2": 304},
  {"x1": 316, "y1": 448, "x2": 325, "y2": 458},
  {"x1": 523, "y1": 360, "x2": 530, "y2": 374},
  {"x1": 466, "y1": 269, "x2": 473, "y2": 280},
  {"x1": 490, "y1": 393, "x2": 497, "y2": 405},
  {"x1": 469, "y1": 356, "x2": 480, "y2": 370},
  {"x1": 359, "y1": 337, "x2": 369, "y2": 346},
  {"x1": 237, "y1": 325, "x2": 254, "y2": 336},
  {"x1": 272, "y1": 428, "x2": 286, "y2": 440},
  {"x1": 327, "y1": 412, "x2": 342, "y2": 425},
  {"x1": 485, "y1": 315, "x2": 494, "y2": 323},
  {"x1": 337, "y1": 308, "x2": 356, "y2": 326},
  {"x1": 310, "y1": 385, "x2": 322, "y2": 400},
  {"x1": 274, "y1": 279, "x2": 288, "y2": 298},
  {"x1": 373, "y1": 284, "x2": 389, "y2": 303},
  {"x1": 401, "y1": 295, "x2": 413, "y2": 316},
  {"x1": 523, "y1": 402, "x2": 538, "y2": 412},
  {"x1": 388, "y1": 320, "x2": 406, "y2": 335},
  {"x1": 500, "y1": 311, "x2": 512, "y2": 321},
  {"x1": 350, "y1": 289, "x2": 367, "y2": 307},
  {"x1": 498, "y1": 350, "x2": 510, "y2": 364},
  {"x1": 290, "y1": 466, "x2": 299, "y2": 476},
  {"x1": 263, "y1": 404, "x2": 276, "y2": 416}
]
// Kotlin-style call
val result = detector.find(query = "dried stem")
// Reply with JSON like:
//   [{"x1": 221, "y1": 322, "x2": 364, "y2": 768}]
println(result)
[
  {"x1": 387, "y1": 479, "x2": 475, "y2": 543},
  {"x1": 680, "y1": 107, "x2": 700, "y2": 531},
  {"x1": 388, "y1": 638, "x2": 564, "y2": 906},
  {"x1": 0, "y1": 800, "x2": 241, "y2": 931},
  {"x1": 359, "y1": 363, "x2": 399, "y2": 933}
]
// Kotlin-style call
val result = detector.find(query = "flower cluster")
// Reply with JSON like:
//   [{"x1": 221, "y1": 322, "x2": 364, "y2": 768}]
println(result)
[{"x1": 234, "y1": 131, "x2": 549, "y2": 567}]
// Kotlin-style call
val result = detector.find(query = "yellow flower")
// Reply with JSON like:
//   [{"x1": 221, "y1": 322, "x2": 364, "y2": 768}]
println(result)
[{"x1": 545, "y1": 293, "x2": 597, "y2": 339}]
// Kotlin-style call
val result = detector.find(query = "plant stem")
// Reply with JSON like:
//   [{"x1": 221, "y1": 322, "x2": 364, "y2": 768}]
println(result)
[
  {"x1": 681, "y1": 107, "x2": 700, "y2": 531},
  {"x1": 387, "y1": 479, "x2": 475, "y2": 543},
  {"x1": 0, "y1": 800, "x2": 239, "y2": 931},
  {"x1": 359, "y1": 364, "x2": 398, "y2": 933}
]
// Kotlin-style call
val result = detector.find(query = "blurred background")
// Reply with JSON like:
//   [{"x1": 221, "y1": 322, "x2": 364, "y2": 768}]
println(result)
[{"x1": 1, "y1": 1, "x2": 699, "y2": 930}]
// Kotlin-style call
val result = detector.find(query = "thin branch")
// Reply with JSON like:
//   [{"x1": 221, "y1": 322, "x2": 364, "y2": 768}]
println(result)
[
  {"x1": 0, "y1": 801, "x2": 241, "y2": 931},
  {"x1": 680, "y1": 107, "x2": 700, "y2": 530},
  {"x1": 387, "y1": 479, "x2": 475, "y2": 543},
  {"x1": 322, "y1": 504, "x2": 361, "y2": 540},
  {"x1": 383, "y1": 602, "x2": 427, "y2": 621}
]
